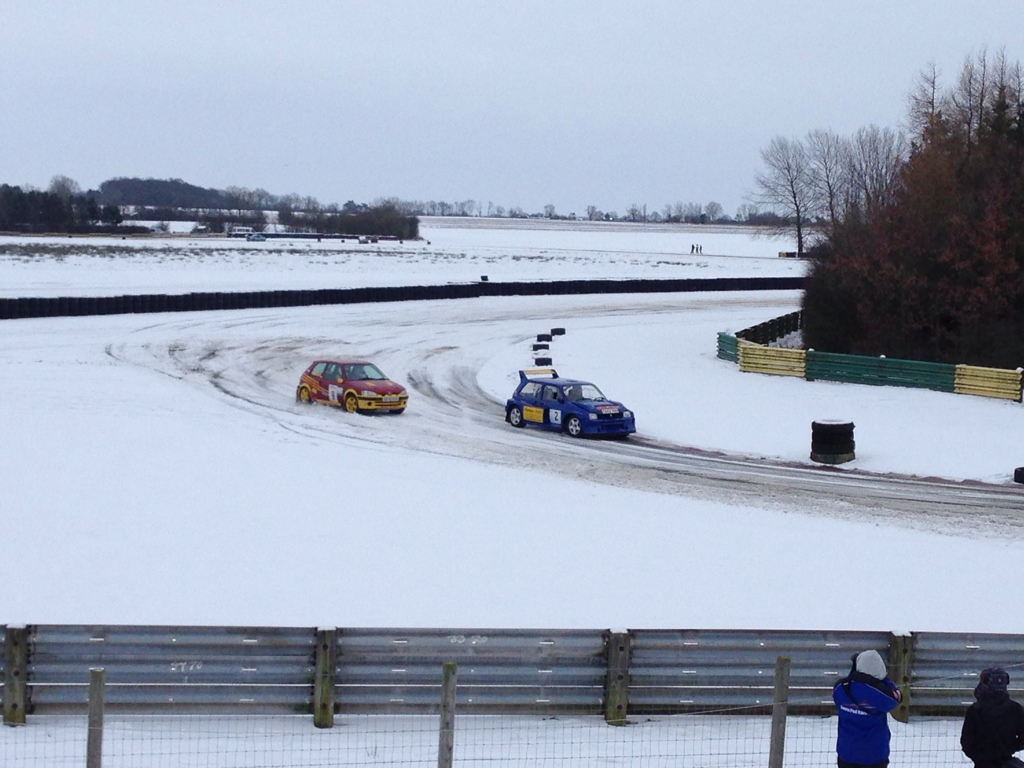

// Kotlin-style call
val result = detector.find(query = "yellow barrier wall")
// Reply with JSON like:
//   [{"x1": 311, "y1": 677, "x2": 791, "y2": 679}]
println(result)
[
  {"x1": 954, "y1": 364, "x2": 1023, "y2": 402},
  {"x1": 738, "y1": 343, "x2": 807, "y2": 377}
]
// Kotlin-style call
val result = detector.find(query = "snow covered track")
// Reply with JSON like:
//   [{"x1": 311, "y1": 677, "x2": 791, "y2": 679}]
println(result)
[{"x1": 98, "y1": 294, "x2": 1024, "y2": 539}]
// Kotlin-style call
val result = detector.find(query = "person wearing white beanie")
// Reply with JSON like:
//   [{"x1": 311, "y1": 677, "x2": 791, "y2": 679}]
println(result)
[{"x1": 832, "y1": 650, "x2": 903, "y2": 767}]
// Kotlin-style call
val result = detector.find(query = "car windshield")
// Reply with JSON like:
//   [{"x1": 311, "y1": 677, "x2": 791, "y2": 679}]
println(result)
[
  {"x1": 564, "y1": 383, "x2": 606, "y2": 401},
  {"x1": 344, "y1": 363, "x2": 386, "y2": 381}
]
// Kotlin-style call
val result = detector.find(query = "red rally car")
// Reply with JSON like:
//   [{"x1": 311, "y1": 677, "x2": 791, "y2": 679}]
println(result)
[{"x1": 296, "y1": 359, "x2": 408, "y2": 414}]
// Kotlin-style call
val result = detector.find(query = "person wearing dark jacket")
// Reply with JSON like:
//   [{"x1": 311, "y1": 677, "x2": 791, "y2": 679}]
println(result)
[
  {"x1": 833, "y1": 649, "x2": 903, "y2": 768},
  {"x1": 961, "y1": 667, "x2": 1024, "y2": 768}
]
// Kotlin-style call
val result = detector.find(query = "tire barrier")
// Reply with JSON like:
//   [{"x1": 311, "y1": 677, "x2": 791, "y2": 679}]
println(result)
[
  {"x1": 810, "y1": 420, "x2": 855, "y2": 465},
  {"x1": 1015, "y1": 467, "x2": 1024, "y2": 484},
  {"x1": 536, "y1": 333, "x2": 553, "y2": 342},
  {"x1": 0, "y1": 277, "x2": 805, "y2": 321},
  {"x1": 735, "y1": 310, "x2": 802, "y2": 345},
  {"x1": 534, "y1": 357, "x2": 553, "y2": 366},
  {"x1": 551, "y1": 327, "x2": 566, "y2": 336},
  {"x1": 532, "y1": 343, "x2": 549, "y2": 351}
]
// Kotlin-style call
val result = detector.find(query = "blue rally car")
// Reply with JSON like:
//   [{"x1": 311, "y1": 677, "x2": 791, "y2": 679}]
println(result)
[{"x1": 504, "y1": 368, "x2": 636, "y2": 438}]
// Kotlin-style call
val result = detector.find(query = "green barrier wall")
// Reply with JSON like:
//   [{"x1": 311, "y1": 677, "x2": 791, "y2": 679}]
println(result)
[
  {"x1": 804, "y1": 351, "x2": 956, "y2": 392},
  {"x1": 716, "y1": 332, "x2": 739, "y2": 362}
]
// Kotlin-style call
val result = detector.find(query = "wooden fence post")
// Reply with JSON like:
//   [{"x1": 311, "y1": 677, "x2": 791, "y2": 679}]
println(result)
[
  {"x1": 888, "y1": 633, "x2": 915, "y2": 723},
  {"x1": 313, "y1": 628, "x2": 337, "y2": 728},
  {"x1": 86, "y1": 668, "x2": 105, "y2": 768},
  {"x1": 3, "y1": 625, "x2": 28, "y2": 725},
  {"x1": 437, "y1": 661, "x2": 457, "y2": 768},
  {"x1": 603, "y1": 631, "x2": 632, "y2": 725},
  {"x1": 768, "y1": 656, "x2": 791, "y2": 768}
]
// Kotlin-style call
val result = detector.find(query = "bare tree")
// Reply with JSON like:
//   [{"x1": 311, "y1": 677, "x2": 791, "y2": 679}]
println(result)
[
  {"x1": 543, "y1": 204, "x2": 556, "y2": 218},
  {"x1": 805, "y1": 128, "x2": 850, "y2": 227},
  {"x1": 906, "y1": 61, "x2": 943, "y2": 142},
  {"x1": 678, "y1": 202, "x2": 703, "y2": 223},
  {"x1": 753, "y1": 135, "x2": 814, "y2": 255},
  {"x1": 734, "y1": 203, "x2": 759, "y2": 222},
  {"x1": 949, "y1": 49, "x2": 990, "y2": 155},
  {"x1": 704, "y1": 201, "x2": 724, "y2": 222},
  {"x1": 845, "y1": 125, "x2": 907, "y2": 217},
  {"x1": 48, "y1": 175, "x2": 82, "y2": 201},
  {"x1": 586, "y1": 205, "x2": 601, "y2": 221}
]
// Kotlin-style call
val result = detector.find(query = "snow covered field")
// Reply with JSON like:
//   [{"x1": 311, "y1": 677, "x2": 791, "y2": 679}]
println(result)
[{"x1": 2, "y1": 219, "x2": 1024, "y2": 635}]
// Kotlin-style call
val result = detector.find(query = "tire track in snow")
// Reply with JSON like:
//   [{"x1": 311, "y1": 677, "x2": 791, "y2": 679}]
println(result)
[{"x1": 104, "y1": 298, "x2": 1024, "y2": 539}]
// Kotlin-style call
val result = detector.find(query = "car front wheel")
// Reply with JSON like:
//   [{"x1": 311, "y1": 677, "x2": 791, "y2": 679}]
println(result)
[
  {"x1": 508, "y1": 406, "x2": 525, "y2": 427},
  {"x1": 565, "y1": 415, "x2": 583, "y2": 437},
  {"x1": 297, "y1": 386, "x2": 313, "y2": 404},
  {"x1": 344, "y1": 393, "x2": 359, "y2": 413}
]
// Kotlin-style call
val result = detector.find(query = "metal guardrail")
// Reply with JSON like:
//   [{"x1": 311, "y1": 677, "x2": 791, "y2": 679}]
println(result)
[{"x1": 4, "y1": 625, "x2": 1024, "y2": 724}]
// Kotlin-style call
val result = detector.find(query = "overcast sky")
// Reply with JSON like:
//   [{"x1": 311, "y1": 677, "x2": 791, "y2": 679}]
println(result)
[{"x1": 3, "y1": 2, "x2": 1021, "y2": 216}]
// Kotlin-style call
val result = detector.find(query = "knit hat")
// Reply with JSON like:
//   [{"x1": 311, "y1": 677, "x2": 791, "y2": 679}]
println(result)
[
  {"x1": 854, "y1": 650, "x2": 888, "y2": 680},
  {"x1": 975, "y1": 668, "x2": 1010, "y2": 700}
]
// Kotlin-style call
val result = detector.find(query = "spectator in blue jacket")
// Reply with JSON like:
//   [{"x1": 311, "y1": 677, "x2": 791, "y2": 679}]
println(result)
[
  {"x1": 833, "y1": 649, "x2": 903, "y2": 768},
  {"x1": 961, "y1": 667, "x2": 1024, "y2": 768}
]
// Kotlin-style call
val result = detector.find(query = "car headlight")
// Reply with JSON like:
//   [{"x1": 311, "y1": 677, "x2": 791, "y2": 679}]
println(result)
[
  {"x1": 623, "y1": 411, "x2": 632, "y2": 418},
  {"x1": 588, "y1": 413, "x2": 598, "y2": 420},
  {"x1": 360, "y1": 390, "x2": 378, "y2": 397}
]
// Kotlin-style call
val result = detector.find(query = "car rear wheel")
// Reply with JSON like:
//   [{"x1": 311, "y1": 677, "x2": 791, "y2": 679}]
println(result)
[
  {"x1": 565, "y1": 415, "x2": 583, "y2": 437},
  {"x1": 508, "y1": 406, "x2": 525, "y2": 427},
  {"x1": 344, "y1": 393, "x2": 359, "y2": 413},
  {"x1": 297, "y1": 386, "x2": 313, "y2": 404}
]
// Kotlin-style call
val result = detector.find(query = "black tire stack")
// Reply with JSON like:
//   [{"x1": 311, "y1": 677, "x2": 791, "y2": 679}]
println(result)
[
  {"x1": 810, "y1": 420, "x2": 855, "y2": 464},
  {"x1": 532, "y1": 328, "x2": 564, "y2": 367}
]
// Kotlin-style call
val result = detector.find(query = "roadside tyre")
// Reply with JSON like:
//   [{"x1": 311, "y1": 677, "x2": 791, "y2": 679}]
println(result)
[
  {"x1": 508, "y1": 406, "x2": 525, "y2": 427},
  {"x1": 565, "y1": 415, "x2": 583, "y2": 437},
  {"x1": 297, "y1": 386, "x2": 313, "y2": 404},
  {"x1": 344, "y1": 393, "x2": 359, "y2": 413},
  {"x1": 534, "y1": 357, "x2": 553, "y2": 366}
]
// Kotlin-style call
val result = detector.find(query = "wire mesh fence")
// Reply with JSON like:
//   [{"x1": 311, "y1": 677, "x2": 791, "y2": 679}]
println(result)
[{"x1": 0, "y1": 708, "x2": 974, "y2": 768}]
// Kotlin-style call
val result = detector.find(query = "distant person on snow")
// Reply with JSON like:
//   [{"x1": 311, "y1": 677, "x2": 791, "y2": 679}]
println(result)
[
  {"x1": 833, "y1": 650, "x2": 902, "y2": 768},
  {"x1": 961, "y1": 667, "x2": 1024, "y2": 768}
]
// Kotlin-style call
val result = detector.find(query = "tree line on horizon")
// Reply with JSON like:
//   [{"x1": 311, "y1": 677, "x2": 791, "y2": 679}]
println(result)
[
  {"x1": 756, "y1": 49, "x2": 1024, "y2": 368},
  {"x1": 3, "y1": 174, "x2": 784, "y2": 234}
]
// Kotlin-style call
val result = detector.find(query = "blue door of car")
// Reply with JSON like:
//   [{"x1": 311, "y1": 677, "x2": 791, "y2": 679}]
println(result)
[{"x1": 540, "y1": 385, "x2": 563, "y2": 429}]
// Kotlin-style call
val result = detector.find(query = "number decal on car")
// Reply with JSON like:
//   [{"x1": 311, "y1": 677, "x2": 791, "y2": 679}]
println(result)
[
  {"x1": 328, "y1": 385, "x2": 343, "y2": 403},
  {"x1": 549, "y1": 409, "x2": 562, "y2": 425}
]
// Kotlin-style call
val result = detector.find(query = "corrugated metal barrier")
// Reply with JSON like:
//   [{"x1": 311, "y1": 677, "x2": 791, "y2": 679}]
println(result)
[{"x1": 4, "y1": 625, "x2": 1024, "y2": 724}]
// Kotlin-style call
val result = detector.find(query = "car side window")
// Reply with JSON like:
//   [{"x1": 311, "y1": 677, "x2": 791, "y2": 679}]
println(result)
[
  {"x1": 311, "y1": 362, "x2": 327, "y2": 376},
  {"x1": 519, "y1": 382, "x2": 540, "y2": 398},
  {"x1": 324, "y1": 363, "x2": 341, "y2": 380},
  {"x1": 542, "y1": 385, "x2": 561, "y2": 402}
]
